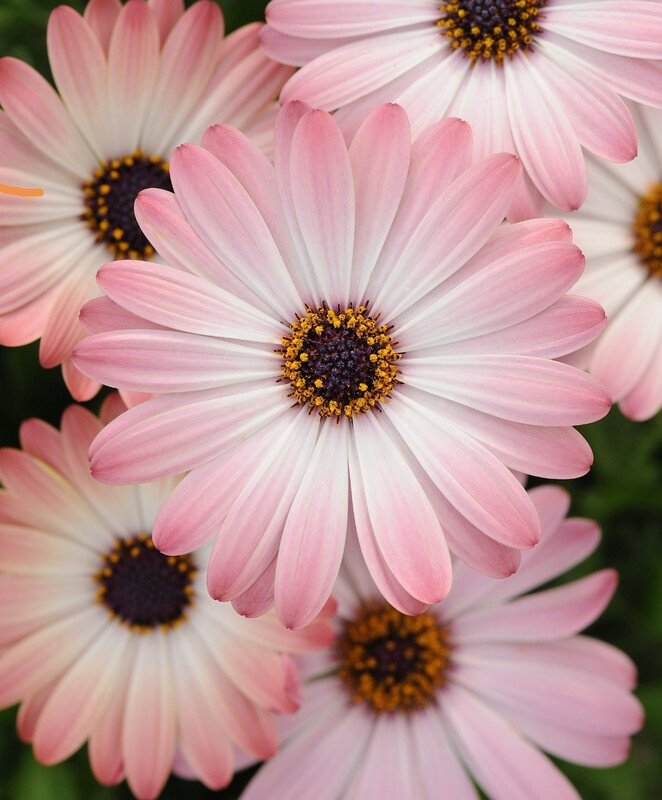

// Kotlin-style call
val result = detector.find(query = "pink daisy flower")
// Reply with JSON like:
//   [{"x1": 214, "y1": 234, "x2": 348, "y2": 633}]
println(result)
[
  {"x1": 260, "y1": 0, "x2": 662, "y2": 220},
  {"x1": 240, "y1": 485, "x2": 643, "y2": 800},
  {"x1": 73, "y1": 102, "x2": 610, "y2": 630},
  {"x1": 0, "y1": 397, "x2": 333, "y2": 800},
  {"x1": 0, "y1": 0, "x2": 293, "y2": 401},
  {"x1": 561, "y1": 103, "x2": 662, "y2": 421}
]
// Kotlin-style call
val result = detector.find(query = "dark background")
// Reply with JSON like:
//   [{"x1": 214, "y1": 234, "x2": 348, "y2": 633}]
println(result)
[{"x1": 0, "y1": 1, "x2": 660, "y2": 797}]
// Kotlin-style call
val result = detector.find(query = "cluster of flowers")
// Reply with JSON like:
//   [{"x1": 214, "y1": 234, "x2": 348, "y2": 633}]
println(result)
[{"x1": 0, "y1": 0, "x2": 660, "y2": 797}]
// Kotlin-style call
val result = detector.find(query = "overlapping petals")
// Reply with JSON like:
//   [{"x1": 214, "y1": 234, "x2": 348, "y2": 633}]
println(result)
[
  {"x1": 0, "y1": 0, "x2": 293, "y2": 399},
  {"x1": 0, "y1": 400, "x2": 333, "y2": 800},
  {"x1": 260, "y1": 0, "x2": 662, "y2": 219},
  {"x1": 561, "y1": 103, "x2": 662, "y2": 420},
  {"x1": 75, "y1": 102, "x2": 609, "y2": 628},
  {"x1": 240, "y1": 486, "x2": 643, "y2": 800}
]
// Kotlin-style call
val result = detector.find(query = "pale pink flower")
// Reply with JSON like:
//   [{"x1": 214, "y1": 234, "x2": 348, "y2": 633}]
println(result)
[
  {"x1": 73, "y1": 102, "x2": 610, "y2": 629},
  {"x1": 0, "y1": 397, "x2": 333, "y2": 800},
  {"x1": 0, "y1": 0, "x2": 293, "y2": 400},
  {"x1": 260, "y1": 0, "x2": 662, "y2": 220},
  {"x1": 561, "y1": 103, "x2": 662, "y2": 421},
  {"x1": 241, "y1": 485, "x2": 643, "y2": 800}
]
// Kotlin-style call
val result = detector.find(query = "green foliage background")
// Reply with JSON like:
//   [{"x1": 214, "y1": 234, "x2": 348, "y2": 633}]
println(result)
[{"x1": 0, "y1": 1, "x2": 660, "y2": 798}]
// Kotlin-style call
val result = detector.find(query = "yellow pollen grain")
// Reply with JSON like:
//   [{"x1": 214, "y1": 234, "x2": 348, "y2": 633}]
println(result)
[
  {"x1": 437, "y1": 0, "x2": 545, "y2": 66},
  {"x1": 336, "y1": 603, "x2": 451, "y2": 714},
  {"x1": 633, "y1": 181, "x2": 662, "y2": 278},
  {"x1": 277, "y1": 303, "x2": 402, "y2": 420}
]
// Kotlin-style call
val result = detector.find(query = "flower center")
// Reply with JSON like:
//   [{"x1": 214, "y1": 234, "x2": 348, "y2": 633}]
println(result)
[
  {"x1": 278, "y1": 303, "x2": 401, "y2": 419},
  {"x1": 632, "y1": 182, "x2": 662, "y2": 277},
  {"x1": 336, "y1": 603, "x2": 450, "y2": 713},
  {"x1": 94, "y1": 534, "x2": 196, "y2": 631},
  {"x1": 437, "y1": 0, "x2": 546, "y2": 65},
  {"x1": 82, "y1": 151, "x2": 172, "y2": 260}
]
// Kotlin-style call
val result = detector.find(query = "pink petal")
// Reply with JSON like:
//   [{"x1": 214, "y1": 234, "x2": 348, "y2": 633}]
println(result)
[
  {"x1": 0, "y1": 606, "x2": 106, "y2": 707},
  {"x1": 87, "y1": 384, "x2": 291, "y2": 483},
  {"x1": 169, "y1": 143, "x2": 302, "y2": 319},
  {"x1": 260, "y1": 23, "x2": 352, "y2": 66},
  {"x1": 412, "y1": 708, "x2": 480, "y2": 799},
  {"x1": 351, "y1": 412, "x2": 451, "y2": 604},
  {"x1": 32, "y1": 625, "x2": 128, "y2": 764},
  {"x1": 153, "y1": 412, "x2": 302, "y2": 555},
  {"x1": 373, "y1": 153, "x2": 522, "y2": 320},
  {"x1": 280, "y1": 29, "x2": 443, "y2": 109},
  {"x1": 365, "y1": 115, "x2": 472, "y2": 293},
  {"x1": 544, "y1": 1, "x2": 662, "y2": 58},
  {"x1": 384, "y1": 391, "x2": 540, "y2": 550},
  {"x1": 533, "y1": 45, "x2": 636, "y2": 162},
  {"x1": 200, "y1": 124, "x2": 302, "y2": 299},
  {"x1": 0, "y1": 58, "x2": 93, "y2": 177},
  {"x1": 88, "y1": 643, "x2": 134, "y2": 787},
  {"x1": 105, "y1": 0, "x2": 160, "y2": 154},
  {"x1": 184, "y1": 32, "x2": 293, "y2": 141},
  {"x1": 95, "y1": 259, "x2": 283, "y2": 342},
  {"x1": 75, "y1": 329, "x2": 277, "y2": 393},
  {"x1": 61, "y1": 356, "x2": 103, "y2": 403},
  {"x1": 83, "y1": 0, "x2": 122, "y2": 54},
  {"x1": 241, "y1": 701, "x2": 374, "y2": 800},
  {"x1": 347, "y1": 470, "x2": 430, "y2": 616},
  {"x1": 169, "y1": 627, "x2": 234, "y2": 789},
  {"x1": 141, "y1": 0, "x2": 224, "y2": 156},
  {"x1": 273, "y1": 99, "x2": 328, "y2": 301},
  {"x1": 452, "y1": 569, "x2": 618, "y2": 645},
  {"x1": 348, "y1": 103, "x2": 411, "y2": 300},
  {"x1": 122, "y1": 634, "x2": 177, "y2": 800},
  {"x1": 619, "y1": 334, "x2": 662, "y2": 421},
  {"x1": 231, "y1": 559, "x2": 277, "y2": 618},
  {"x1": 289, "y1": 108, "x2": 355, "y2": 307},
  {"x1": 404, "y1": 354, "x2": 610, "y2": 425},
  {"x1": 179, "y1": 627, "x2": 279, "y2": 758},
  {"x1": 425, "y1": 295, "x2": 607, "y2": 360},
  {"x1": 149, "y1": 0, "x2": 185, "y2": 44},
  {"x1": 343, "y1": 714, "x2": 418, "y2": 800},
  {"x1": 453, "y1": 649, "x2": 642, "y2": 739},
  {"x1": 0, "y1": 222, "x2": 90, "y2": 316},
  {"x1": 275, "y1": 421, "x2": 350, "y2": 629},
  {"x1": 46, "y1": 5, "x2": 110, "y2": 158},
  {"x1": 504, "y1": 57, "x2": 586, "y2": 211},
  {"x1": 442, "y1": 684, "x2": 581, "y2": 800},
  {"x1": 39, "y1": 261, "x2": 99, "y2": 369},
  {"x1": 550, "y1": 31, "x2": 662, "y2": 106},
  {"x1": 207, "y1": 408, "x2": 318, "y2": 601},
  {"x1": 396, "y1": 240, "x2": 585, "y2": 351},
  {"x1": 590, "y1": 279, "x2": 662, "y2": 402},
  {"x1": 266, "y1": 0, "x2": 437, "y2": 37}
]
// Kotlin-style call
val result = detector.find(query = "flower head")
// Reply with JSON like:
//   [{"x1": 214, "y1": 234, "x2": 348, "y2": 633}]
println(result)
[
  {"x1": 74, "y1": 102, "x2": 610, "y2": 629},
  {"x1": 0, "y1": 0, "x2": 293, "y2": 400},
  {"x1": 260, "y1": 0, "x2": 662, "y2": 219},
  {"x1": 0, "y1": 398, "x2": 333, "y2": 800},
  {"x1": 561, "y1": 103, "x2": 662, "y2": 421},
  {"x1": 240, "y1": 486, "x2": 643, "y2": 800}
]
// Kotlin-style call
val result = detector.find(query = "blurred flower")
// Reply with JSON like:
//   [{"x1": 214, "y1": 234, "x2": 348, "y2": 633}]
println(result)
[
  {"x1": 562, "y1": 103, "x2": 662, "y2": 421},
  {"x1": 240, "y1": 485, "x2": 643, "y2": 800},
  {"x1": 74, "y1": 102, "x2": 609, "y2": 629},
  {"x1": 260, "y1": 0, "x2": 662, "y2": 220},
  {"x1": 0, "y1": 397, "x2": 333, "y2": 800},
  {"x1": 0, "y1": 0, "x2": 293, "y2": 400}
]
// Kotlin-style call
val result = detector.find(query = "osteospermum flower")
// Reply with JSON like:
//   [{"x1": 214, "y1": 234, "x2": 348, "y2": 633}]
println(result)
[
  {"x1": 260, "y1": 0, "x2": 662, "y2": 220},
  {"x1": 73, "y1": 102, "x2": 610, "y2": 629},
  {"x1": 561, "y1": 103, "x2": 662, "y2": 421},
  {"x1": 240, "y1": 486, "x2": 643, "y2": 800},
  {"x1": 0, "y1": 0, "x2": 293, "y2": 400},
  {"x1": 0, "y1": 398, "x2": 333, "y2": 800}
]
